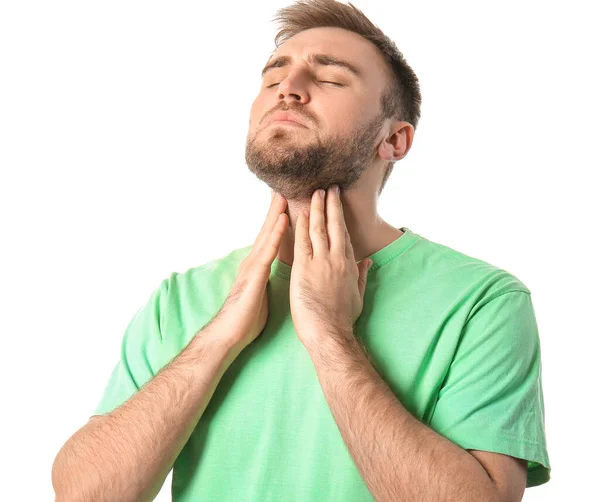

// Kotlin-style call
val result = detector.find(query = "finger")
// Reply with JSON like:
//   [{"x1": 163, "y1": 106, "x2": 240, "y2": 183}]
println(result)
[
  {"x1": 253, "y1": 193, "x2": 287, "y2": 252},
  {"x1": 357, "y1": 258, "x2": 372, "y2": 301},
  {"x1": 294, "y1": 207, "x2": 313, "y2": 260},
  {"x1": 344, "y1": 225, "x2": 355, "y2": 261},
  {"x1": 326, "y1": 185, "x2": 346, "y2": 257},
  {"x1": 256, "y1": 212, "x2": 288, "y2": 267},
  {"x1": 309, "y1": 188, "x2": 328, "y2": 257}
]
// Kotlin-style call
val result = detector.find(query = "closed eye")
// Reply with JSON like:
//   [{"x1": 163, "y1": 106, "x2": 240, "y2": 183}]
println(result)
[{"x1": 266, "y1": 81, "x2": 344, "y2": 88}]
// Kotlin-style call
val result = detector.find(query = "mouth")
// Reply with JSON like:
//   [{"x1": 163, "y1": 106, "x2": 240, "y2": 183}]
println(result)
[
  {"x1": 265, "y1": 111, "x2": 309, "y2": 128},
  {"x1": 268, "y1": 120, "x2": 307, "y2": 128}
]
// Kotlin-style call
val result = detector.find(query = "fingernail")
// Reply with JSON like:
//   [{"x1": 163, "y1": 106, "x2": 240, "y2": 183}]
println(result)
[
  {"x1": 333, "y1": 184, "x2": 339, "y2": 194},
  {"x1": 319, "y1": 189, "x2": 325, "y2": 199}
]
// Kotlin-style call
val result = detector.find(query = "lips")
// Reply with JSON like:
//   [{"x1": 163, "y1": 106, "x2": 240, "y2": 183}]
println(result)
[{"x1": 267, "y1": 111, "x2": 307, "y2": 127}]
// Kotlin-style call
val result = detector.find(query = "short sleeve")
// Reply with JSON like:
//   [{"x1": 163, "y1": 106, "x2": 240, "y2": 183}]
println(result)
[
  {"x1": 92, "y1": 279, "x2": 169, "y2": 417},
  {"x1": 428, "y1": 290, "x2": 551, "y2": 488}
]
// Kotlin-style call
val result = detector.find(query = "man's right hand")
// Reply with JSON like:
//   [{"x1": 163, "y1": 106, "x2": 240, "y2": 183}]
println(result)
[{"x1": 208, "y1": 192, "x2": 289, "y2": 352}]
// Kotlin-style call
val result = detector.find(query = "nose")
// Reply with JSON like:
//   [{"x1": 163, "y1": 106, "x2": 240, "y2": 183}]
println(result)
[{"x1": 277, "y1": 72, "x2": 309, "y2": 105}]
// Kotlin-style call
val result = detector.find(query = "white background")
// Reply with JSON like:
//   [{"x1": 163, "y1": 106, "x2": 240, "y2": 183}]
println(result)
[{"x1": 1, "y1": 1, "x2": 598, "y2": 500}]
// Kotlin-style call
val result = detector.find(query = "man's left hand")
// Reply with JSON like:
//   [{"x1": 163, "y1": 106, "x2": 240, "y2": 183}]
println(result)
[{"x1": 290, "y1": 185, "x2": 373, "y2": 347}]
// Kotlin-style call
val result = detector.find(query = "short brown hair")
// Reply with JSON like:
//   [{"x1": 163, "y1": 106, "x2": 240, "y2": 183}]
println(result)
[{"x1": 270, "y1": 0, "x2": 422, "y2": 194}]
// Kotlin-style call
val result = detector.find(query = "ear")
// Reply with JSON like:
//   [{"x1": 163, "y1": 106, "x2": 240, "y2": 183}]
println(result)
[{"x1": 377, "y1": 120, "x2": 414, "y2": 162}]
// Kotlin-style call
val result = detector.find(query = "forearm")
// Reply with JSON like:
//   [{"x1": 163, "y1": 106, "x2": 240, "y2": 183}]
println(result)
[
  {"x1": 306, "y1": 331, "x2": 501, "y2": 502},
  {"x1": 52, "y1": 323, "x2": 242, "y2": 502}
]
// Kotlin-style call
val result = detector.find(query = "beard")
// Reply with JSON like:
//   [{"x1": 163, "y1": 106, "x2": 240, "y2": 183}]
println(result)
[{"x1": 245, "y1": 110, "x2": 385, "y2": 201}]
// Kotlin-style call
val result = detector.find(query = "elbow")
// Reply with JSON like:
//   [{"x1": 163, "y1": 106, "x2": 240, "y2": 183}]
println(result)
[
  {"x1": 51, "y1": 456, "x2": 67, "y2": 502},
  {"x1": 485, "y1": 484, "x2": 505, "y2": 502},
  {"x1": 51, "y1": 452, "x2": 81, "y2": 502}
]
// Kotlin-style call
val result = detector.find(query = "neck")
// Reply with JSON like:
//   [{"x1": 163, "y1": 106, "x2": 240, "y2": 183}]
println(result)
[{"x1": 272, "y1": 187, "x2": 403, "y2": 266}]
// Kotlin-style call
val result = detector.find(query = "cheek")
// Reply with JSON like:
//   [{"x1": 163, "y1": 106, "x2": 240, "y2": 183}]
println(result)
[
  {"x1": 330, "y1": 107, "x2": 362, "y2": 136},
  {"x1": 250, "y1": 95, "x2": 269, "y2": 126}
]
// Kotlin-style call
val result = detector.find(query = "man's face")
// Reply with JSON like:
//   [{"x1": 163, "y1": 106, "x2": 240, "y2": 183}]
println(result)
[{"x1": 245, "y1": 27, "x2": 390, "y2": 201}]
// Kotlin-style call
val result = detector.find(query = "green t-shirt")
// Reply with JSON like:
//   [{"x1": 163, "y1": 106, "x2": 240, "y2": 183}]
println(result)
[{"x1": 94, "y1": 227, "x2": 551, "y2": 499}]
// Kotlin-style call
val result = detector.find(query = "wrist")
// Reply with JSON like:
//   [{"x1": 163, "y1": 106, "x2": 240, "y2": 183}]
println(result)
[{"x1": 194, "y1": 320, "x2": 246, "y2": 359}]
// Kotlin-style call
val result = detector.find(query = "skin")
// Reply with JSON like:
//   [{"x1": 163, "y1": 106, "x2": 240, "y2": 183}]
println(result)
[
  {"x1": 51, "y1": 26, "x2": 527, "y2": 502},
  {"x1": 290, "y1": 185, "x2": 372, "y2": 346},
  {"x1": 246, "y1": 26, "x2": 528, "y2": 500},
  {"x1": 288, "y1": 184, "x2": 528, "y2": 501},
  {"x1": 245, "y1": 26, "x2": 414, "y2": 266}
]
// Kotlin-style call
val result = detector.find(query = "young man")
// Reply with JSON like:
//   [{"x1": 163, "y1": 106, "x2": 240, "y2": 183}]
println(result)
[{"x1": 52, "y1": 1, "x2": 550, "y2": 500}]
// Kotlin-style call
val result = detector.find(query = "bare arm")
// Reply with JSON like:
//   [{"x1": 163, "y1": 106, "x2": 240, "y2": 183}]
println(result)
[
  {"x1": 52, "y1": 192, "x2": 289, "y2": 502},
  {"x1": 52, "y1": 324, "x2": 242, "y2": 502}
]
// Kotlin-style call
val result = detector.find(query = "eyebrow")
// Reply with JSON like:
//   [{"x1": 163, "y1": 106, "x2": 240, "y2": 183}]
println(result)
[{"x1": 260, "y1": 52, "x2": 363, "y2": 79}]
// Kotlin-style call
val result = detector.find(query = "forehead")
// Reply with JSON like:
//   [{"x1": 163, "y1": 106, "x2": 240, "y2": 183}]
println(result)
[{"x1": 266, "y1": 27, "x2": 388, "y2": 84}]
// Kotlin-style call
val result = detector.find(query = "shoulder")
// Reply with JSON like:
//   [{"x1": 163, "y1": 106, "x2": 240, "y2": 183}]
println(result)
[
  {"x1": 413, "y1": 232, "x2": 531, "y2": 297},
  {"x1": 166, "y1": 244, "x2": 253, "y2": 292},
  {"x1": 156, "y1": 244, "x2": 254, "y2": 333},
  {"x1": 142, "y1": 244, "x2": 253, "y2": 304}
]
